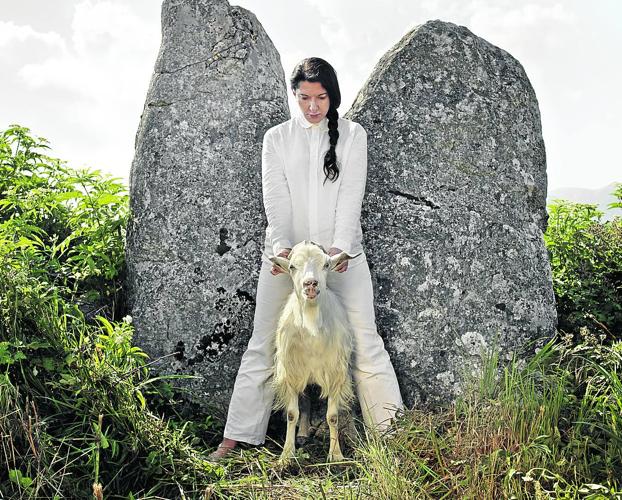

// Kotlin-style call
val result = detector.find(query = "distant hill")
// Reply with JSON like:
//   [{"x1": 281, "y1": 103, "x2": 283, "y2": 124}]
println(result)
[{"x1": 547, "y1": 182, "x2": 621, "y2": 221}]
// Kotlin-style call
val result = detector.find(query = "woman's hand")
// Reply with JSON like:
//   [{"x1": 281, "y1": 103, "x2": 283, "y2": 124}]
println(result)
[
  {"x1": 328, "y1": 247, "x2": 348, "y2": 273},
  {"x1": 271, "y1": 248, "x2": 291, "y2": 275}
]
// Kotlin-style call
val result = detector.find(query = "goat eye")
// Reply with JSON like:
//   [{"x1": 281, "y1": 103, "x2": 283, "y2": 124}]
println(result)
[{"x1": 289, "y1": 264, "x2": 296, "y2": 271}]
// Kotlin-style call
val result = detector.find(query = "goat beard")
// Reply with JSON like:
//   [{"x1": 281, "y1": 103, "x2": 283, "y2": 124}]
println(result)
[{"x1": 297, "y1": 298, "x2": 323, "y2": 337}]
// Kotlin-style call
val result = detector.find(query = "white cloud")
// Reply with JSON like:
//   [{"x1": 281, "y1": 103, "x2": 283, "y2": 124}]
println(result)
[
  {"x1": 71, "y1": 0, "x2": 136, "y2": 53},
  {"x1": 0, "y1": 20, "x2": 66, "y2": 48},
  {"x1": 18, "y1": 0, "x2": 157, "y2": 96},
  {"x1": 1, "y1": 1, "x2": 161, "y2": 181}
]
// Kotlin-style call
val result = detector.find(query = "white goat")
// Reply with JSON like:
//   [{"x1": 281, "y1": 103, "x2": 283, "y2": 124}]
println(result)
[{"x1": 270, "y1": 240, "x2": 359, "y2": 463}]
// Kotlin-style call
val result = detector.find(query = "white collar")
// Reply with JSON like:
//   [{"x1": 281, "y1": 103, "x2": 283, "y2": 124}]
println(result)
[{"x1": 295, "y1": 112, "x2": 329, "y2": 131}]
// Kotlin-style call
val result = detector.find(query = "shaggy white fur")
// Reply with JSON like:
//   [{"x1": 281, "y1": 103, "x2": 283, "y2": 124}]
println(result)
[{"x1": 270, "y1": 241, "x2": 359, "y2": 463}]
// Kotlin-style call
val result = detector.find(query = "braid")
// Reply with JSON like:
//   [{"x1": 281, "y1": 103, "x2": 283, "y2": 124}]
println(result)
[{"x1": 322, "y1": 107, "x2": 340, "y2": 185}]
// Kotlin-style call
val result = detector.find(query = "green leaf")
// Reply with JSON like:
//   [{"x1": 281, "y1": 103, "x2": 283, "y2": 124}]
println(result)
[
  {"x1": 8, "y1": 469, "x2": 22, "y2": 483},
  {"x1": 55, "y1": 190, "x2": 83, "y2": 201},
  {"x1": 135, "y1": 389, "x2": 146, "y2": 410},
  {"x1": 96, "y1": 193, "x2": 120, "y2": 205},
  {"x1": 41, "y1": 357, "x2": 56, "y2": 371},
  {"x1": 13, "y1": 351, "x2": 26, "y2": 361},
  {"x1": 20, "y1": 476, "x2": 33, "y2": 488}
]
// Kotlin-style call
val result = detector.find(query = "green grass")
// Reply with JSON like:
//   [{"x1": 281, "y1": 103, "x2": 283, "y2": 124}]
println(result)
[
  {"x1": 0, "y1": 271, "x2": 223, "y2": 498},
  {"x1": 203, "y1": 333, "x2": 621, "y2": 499}
]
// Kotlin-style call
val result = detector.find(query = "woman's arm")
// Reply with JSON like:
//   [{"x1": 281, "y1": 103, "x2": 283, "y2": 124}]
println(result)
[
  {"x1": 262, "y1": 128, "x2": 293, "y2": 256},
  {"x1": 330, "y1": 124, "x2": 368, "y2": 255}
]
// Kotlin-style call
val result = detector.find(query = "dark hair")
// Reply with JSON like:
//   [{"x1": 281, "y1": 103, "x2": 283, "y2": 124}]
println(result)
[{"x1": 290, "y1": 57, "x2": 341, "y2": 185}]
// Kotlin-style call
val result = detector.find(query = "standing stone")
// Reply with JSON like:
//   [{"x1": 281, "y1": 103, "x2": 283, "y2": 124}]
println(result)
[
  {"x1": 345, "y1": 20, "x2": 557, "y2": 407},
  {"x1": 125, "y1": 0, "x2": 289, "y2": 415}
]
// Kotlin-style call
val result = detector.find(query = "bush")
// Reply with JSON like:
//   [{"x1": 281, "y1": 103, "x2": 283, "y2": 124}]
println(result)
[
  {"x1": 0, "y1": 124, "x2": 129, "y2": 322},
  {"x1": 544, "y1": 185, "x2": 622, "y2": 338},
  {"x1": 0, "y1": 125, "x2": 221, "y2": 498}
]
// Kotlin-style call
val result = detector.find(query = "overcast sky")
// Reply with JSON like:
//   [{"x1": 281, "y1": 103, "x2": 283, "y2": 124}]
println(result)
[{"x1": 1, "y1": 0, "x2": 620, "y2": 194}]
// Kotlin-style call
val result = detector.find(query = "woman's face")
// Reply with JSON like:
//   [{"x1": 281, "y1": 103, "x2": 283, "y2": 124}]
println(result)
[{"x1": 293, "y1": 81, "x2": 330, "y2": 124}]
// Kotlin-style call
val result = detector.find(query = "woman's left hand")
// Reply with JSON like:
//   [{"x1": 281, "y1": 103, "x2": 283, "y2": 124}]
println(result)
[{"x1": 327, "y1": 247, "x2": 348, "y2": 273}]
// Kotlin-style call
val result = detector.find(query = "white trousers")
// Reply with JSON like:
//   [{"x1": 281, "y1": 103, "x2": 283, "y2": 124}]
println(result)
[{"x1": 223, "y1": 253, "x2": 404, "y2": 445}]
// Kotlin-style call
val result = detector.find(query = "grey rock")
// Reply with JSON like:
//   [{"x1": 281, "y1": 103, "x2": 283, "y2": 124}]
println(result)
[
  {"x1": 125, "y1": 0, "x2": 289, "y2": 415},
  {"x1": 345, "y1": 19, "x2": 557, "y2": 406}
]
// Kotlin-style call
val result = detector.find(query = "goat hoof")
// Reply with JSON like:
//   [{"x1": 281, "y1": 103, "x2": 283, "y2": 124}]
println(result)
[
  {"x1": 327, "y1": 453, "x2": 345, "y2": 463},
  {"x1": 296, "y1": 436, "x2": 308, "y2": 447},
  {"x1": 278, "y1": 454, "x2": 297, "y2": 471},
  {"x1": 279, "y1": 448, "x2": 295, "y2": 465}
]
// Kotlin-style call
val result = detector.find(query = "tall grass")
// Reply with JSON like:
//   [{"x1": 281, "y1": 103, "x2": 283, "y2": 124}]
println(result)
[
  {"x1": 198, "y1": 333, "x2": 621, "y2": 499},
  {"x1": 0, "y1": 268, "x2": 223, "y2": 498}
]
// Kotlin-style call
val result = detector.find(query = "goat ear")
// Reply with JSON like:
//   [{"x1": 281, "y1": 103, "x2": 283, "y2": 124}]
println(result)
[
  {"x1": 269, "y1": 256, "x2": 291, "y2": 274},
  {"x1": 328, "y1": 251, "x2": 361, "y2": 271}
]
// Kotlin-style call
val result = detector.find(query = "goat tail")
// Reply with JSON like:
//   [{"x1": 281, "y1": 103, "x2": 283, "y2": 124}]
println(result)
[{"x1": 272, "y1": 380, "x2": 292, "y2": 411}]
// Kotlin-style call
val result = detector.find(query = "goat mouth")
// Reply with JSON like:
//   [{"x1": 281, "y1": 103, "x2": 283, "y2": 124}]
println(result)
[{"x1": 303, "y1": 289, "x2": 319, "y2": 299}]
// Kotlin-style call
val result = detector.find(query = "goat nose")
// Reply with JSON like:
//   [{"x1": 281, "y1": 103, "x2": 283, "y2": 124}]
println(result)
[{"x1": 303, "y1": 279, "x2": 318, "y2": 288}]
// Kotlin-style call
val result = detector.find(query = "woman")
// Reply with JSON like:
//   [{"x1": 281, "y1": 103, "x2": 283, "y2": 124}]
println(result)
[{"x1": 209, "y1": 57, "x2": 403, "y2": 459}]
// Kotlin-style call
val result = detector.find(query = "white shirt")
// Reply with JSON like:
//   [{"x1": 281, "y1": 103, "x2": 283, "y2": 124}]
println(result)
[{"x1": 261, "y1": 111, "x2": 368, "y2": 262}]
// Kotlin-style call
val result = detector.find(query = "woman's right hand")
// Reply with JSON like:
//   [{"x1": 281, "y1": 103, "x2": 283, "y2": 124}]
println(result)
[{"x1": 271, "y1": 248, "x2": 291, "y2": 275}]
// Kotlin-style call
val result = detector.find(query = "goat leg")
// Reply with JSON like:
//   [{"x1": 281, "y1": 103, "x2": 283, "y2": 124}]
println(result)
[
  {"x1": 280, "y1": 389, "x2": 299, "y2": 463},
  {"x1": 296, "y1": 391, "x2": 311, "y2": 446},
  {"x1": 326, "y1": 396, "x2": 344, "y2": 462}
]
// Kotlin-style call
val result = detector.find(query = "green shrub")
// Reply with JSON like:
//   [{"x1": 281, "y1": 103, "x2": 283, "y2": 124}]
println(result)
[
  {"x1": 0, "y1": 124, "x2": 129, "y2": 322},
  {"x1": 544, "y1": 186, "x2": 622, "y2": 338},
  {"x1": 0, "y1": 125, "x2": 221, "y2": 498}
]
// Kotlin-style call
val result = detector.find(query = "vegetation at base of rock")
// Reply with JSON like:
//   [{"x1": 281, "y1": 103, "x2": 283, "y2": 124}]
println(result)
[{"x1": 1, "y1": 125, "x2": 621, "y2": 498}]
